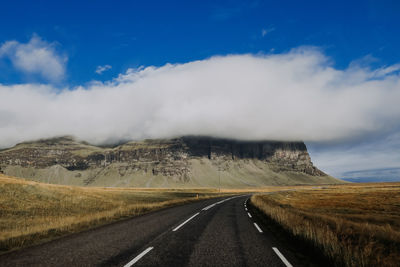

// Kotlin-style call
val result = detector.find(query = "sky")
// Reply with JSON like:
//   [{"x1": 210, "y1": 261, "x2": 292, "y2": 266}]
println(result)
[{"x1": 0, "y1": 0, "x2": 399, "y2": 180}]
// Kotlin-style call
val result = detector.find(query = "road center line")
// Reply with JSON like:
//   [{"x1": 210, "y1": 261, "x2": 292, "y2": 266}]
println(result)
[
  {"x1": 216, "y1": 196, "x2": 233, "y2": 204},
  {"x1": 201, "y1": 196, "x2": 241, "y2": 212},
  {"x1": 247, "y1": 212, "x2": 252, "y2": 218},
  {"x1": 253, "y1": 222, "x2": 263, "y2": 233},
  {"x1": 172, "y1": 212, "x2": 200, "y2": 231},
  {"x1": 202, "y1": 203, "x2": 216, "y2": 211},
  {"x1": 124, "y1": 247, "x2": 153, "y2": 267},
  {"x1": 272, "y1": 247, "x2": 293, "y2": 267},
  {"x1": 245, "y1": 207, "x2": 248, "y2": 211}
]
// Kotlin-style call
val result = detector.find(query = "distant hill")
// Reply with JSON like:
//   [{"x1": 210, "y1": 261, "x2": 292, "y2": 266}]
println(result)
[
  {"x1": 342, "y1": 167, "x2": 400, "y2": 183},
  {"x1": 0, "y1": 136, "x2": 342, "y2": 187}
]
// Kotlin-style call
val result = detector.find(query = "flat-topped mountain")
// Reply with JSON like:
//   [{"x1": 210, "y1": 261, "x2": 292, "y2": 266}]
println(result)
[{"x1": 0, "y1": 136, "x2": 341, "y2": 187}]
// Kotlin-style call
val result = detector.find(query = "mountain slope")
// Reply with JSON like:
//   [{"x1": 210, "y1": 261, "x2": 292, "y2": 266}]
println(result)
[{"x1": 0, "y1": 136, "x2": 342, "y2": 187}]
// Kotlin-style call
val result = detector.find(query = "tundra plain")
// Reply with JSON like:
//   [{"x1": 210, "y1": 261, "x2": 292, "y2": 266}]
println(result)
[
  {"x1": 2, "y1": 172, "x2": 399, "y2": 267},
  {"x1": 251, "y1": 183, "x2": 400, "y2": 267},
  {"x1": 0, "y1": 173, "x2": 232, "y2": 253}
]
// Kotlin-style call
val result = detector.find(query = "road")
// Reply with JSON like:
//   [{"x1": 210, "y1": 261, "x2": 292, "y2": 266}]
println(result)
[{"x1": 0, "y1": 195, "x2": 303, "y2": 266}]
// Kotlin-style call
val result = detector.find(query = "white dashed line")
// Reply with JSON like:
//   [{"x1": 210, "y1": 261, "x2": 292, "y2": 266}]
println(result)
[
  {"x1": 202, "y1": 196, "x2": 238, "y2": 211},
  {"x1": 272, "y1": 247, "x2": 293, "y2": 267},
  {"x1": 173, "y1": 213, "x2": 200, "y2": 231},
  {"x1": 202, "y1": 203, "x2": 216, "y2": 211},
  {"x1": 124, "y1": 247, "x2": 153, "y2": 267},
  {"x1": 245, "y1": 208, "x2": 247, "y2": 211},
  {"x1": 216, "y1": 196, "x2": 236, "y2": 205},
  {"x1": 253, "y1": 222, "x2": 263, "y2": 233},
  {"x1": 247, "y1": 212, "x2": 252, "y2": 218}
]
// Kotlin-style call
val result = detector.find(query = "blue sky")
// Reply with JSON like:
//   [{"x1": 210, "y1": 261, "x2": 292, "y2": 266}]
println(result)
[
  {"x1": 1, "y1": 0, "x2": 399, "y2": 85},
  {"x1": 0, "y1": 0, "x2": 399, "y2": 180}
]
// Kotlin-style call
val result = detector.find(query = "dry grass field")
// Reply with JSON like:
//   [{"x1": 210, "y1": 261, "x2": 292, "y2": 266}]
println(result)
[
  {"x1": 0, "y1": 174, "x2": 232, "y2": 253},
  {"x1": 251, "y1": 183, "x2": 400, "y2": 267}
]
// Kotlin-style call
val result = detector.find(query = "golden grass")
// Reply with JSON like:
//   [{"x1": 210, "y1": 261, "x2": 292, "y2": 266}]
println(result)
[
  {"x1": 0, "y1": 172, "x2": 346, "y2": 254},
  {"x1": 0, "y1": 174, "x2": 230, "y2": 253},
  {"x1": 251, "y1": 183, "x2": 400, "y2": 267}
]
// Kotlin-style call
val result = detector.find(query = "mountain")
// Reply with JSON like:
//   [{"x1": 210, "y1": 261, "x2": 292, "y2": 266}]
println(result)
[
  {"x1": 0, "y1": 136, "x2": 341, "y2": 187},
  {"x1": 341, "y1": 167, "x2": 400, "y2": 183}
]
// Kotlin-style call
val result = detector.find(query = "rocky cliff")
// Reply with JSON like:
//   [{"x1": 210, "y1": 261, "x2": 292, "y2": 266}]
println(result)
[{"x1": 0, "y1": 136, "x2": 340, "y2": 187}]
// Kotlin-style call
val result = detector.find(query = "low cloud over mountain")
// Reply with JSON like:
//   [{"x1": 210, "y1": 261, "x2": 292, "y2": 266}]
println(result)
[{"x1": 0, "y1": 47, "x2": 399, "y2": 150}]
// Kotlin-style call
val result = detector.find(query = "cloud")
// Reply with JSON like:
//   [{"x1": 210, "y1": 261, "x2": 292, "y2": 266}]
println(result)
[
  {"x1": 95, "y1": 64, "x2": 112, "y2": 74},
  {"x1": 0, "y1": 35, "x2": 67, "y2": 82},
  {"x1": 0, "y1": 47, "x2": 399, "y2": 150},
  {"x1": 261, "y1": 27, "x2": 275, "y2": 37}
]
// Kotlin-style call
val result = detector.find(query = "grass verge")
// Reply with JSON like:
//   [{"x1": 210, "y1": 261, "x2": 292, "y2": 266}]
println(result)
[{"x1": 250, "y1": 183, "x2": 400, "y2": 267}]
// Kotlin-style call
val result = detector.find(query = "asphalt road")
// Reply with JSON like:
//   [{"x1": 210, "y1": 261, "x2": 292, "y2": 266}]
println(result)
[{"x1": 0, "y1": 195, "x2": 302, "y2": 267}]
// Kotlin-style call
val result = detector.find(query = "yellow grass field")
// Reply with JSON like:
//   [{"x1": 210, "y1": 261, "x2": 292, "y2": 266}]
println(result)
[
  {"x1": 0, "y1": 173, "x2": 236, "y2": 253},
  {"x1": 251, "y1": 183, "x2": 400, "y2": 267},
  {"x1": 0, "y1": 172, "x2": 353, "y2": 257}
]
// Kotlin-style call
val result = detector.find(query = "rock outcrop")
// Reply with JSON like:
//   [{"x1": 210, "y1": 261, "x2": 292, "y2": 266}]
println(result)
[{"x1": 0, "y1": 136, "x2": 338, "y2": 187}]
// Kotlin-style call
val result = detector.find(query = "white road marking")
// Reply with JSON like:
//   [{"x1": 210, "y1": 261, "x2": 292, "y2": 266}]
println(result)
[
  {"x1": 216, "y1": 196, "x2": 234, "y2": 204},
  {"x1": 173, "y1": 213, "x2": 200, "y2": 231},
  {"x1": 124, "y1": 247, "x2": 153, "y2": 267},
  {"x1": 202, "y1": 196, "x2": 240, "y2": 211},
  {"x1": 253, "y1": 222, "x2": 263, "y2": 233},
  {"x1": 247, "y1": 212, "x2": 252, "y2": 218},
  {"x1": 202, "y1": 203, "x2": 216, "y2": 211},
  {"x1": 245, "y1": 208, "x2": 247, "y2": 211},
  {"x1": 272, "y1": 247, "x2": 293, "y2": 267}
]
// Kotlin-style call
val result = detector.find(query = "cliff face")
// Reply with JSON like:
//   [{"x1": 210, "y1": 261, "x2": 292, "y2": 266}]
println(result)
[
  {"x1": 0, "y1": 136, "x2": 336, "y2": 187},
  {"x1": 181, "y1": 137, "x2": 325, "y2": 175}
]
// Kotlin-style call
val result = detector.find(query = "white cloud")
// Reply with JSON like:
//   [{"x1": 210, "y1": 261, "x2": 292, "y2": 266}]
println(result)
[
  {"x1": 95, "y1": 64, "x2": 112, "y2": 74},
  {"x1": 0, "y1": 35, "x2": 67, "y2": 82},
  {"x1": 0, "y1": 48, "x2": 399, "y2": 153},
  {"x1": 261, "y1": 27, "x2": 275, "y2": 37}
]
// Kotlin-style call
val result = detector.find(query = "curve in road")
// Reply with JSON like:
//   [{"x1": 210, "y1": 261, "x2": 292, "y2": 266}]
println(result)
[{"x1": 1, "y1": 195, "x2": 301, "y2": 267}]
